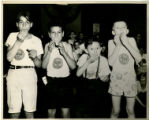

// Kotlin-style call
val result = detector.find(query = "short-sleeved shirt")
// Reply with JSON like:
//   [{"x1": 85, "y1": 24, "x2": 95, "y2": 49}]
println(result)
[
  {"x1": 46, "y1": 42, "x2": 74, "y2": 77},
  {"x1": 5, "y1": 32, "x2": 43, "y2": 66},
  {"x1": 77, "y1": 54, "x2": 111, "y2": 79}
]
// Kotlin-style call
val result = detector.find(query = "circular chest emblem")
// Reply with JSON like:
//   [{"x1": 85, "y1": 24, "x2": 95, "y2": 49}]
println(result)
[
  {"x1": 119, "y1": 53, "x2": 129, "y2": 65},
  {"x1": 53, "y1": 57, "x2": 63, "y2": 69},
  {"x1": 14, "y1": 49, "x2": 25, "y2": 60}
]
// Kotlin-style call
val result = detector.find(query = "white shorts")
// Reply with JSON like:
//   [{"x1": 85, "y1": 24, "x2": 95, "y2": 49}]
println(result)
[
  {"x1": 6, "y1": 68, "x2": 37, "y2": 113},
  {"x1": 108, "y1": 71, "x2": 137, "y2": 97}
]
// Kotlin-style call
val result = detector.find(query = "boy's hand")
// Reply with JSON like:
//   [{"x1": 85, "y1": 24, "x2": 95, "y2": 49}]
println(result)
[
  {"x1": 100, "y1": 75, "x2": 109, "y2": 82},
  {"x1": 17, "y1": 31, "x2": 28, "y2": 42},
  {"x1": 114, "y1": 35, "x2": 122, "y2": 46},
  {"x1": 27, "y1": 49, "x2": 37, "y2": 60},
  {"x1": 48, "y1": 41, "x2": 55, "y2": 52},
  {"x1": 88, "y1": 54, "x2": 99, "y2": 63},
  {"x1": 58, "y1": 43, "x2": 66, "y2": 56},
  {"x1": 120, "y1": 33, "x2": 128, "y2": 46}
]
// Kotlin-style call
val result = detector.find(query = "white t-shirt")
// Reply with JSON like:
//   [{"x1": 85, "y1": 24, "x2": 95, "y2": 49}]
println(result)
[
  {"x1": 5, "y1": 32, "x2": 43, "y2": 66},
  {"x1": 46, "y1": 42, "x2": 74, "y2": 77},
  {"x1": 77, "y1": 54, "x2": 111, "y2": 79}
]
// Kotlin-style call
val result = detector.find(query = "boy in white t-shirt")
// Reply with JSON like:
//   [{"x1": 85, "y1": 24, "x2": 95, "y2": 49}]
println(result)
[
  {"x1": 5, "y1": 11, "x2": 43, "y2": 118},
  {"x1": 76, "y1": 38, "x2": 111, "y2": 117},
  {"x1": 42, "y1": 24, "x2": 76, "y2": 118},
  {"x1": 108, "y1": 21, "x2": 142, "y2": 118}
]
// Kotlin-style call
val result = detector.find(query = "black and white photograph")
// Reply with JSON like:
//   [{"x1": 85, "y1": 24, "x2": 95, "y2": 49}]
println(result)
[{"x1": 2, "y1": 1, "x2": 148, "y2": 119}]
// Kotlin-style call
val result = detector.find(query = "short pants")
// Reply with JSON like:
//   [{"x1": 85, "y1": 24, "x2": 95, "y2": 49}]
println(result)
[
  {"x1": 45, "y1": 76, "x2": 73, "y2": 108},
  {"x1": 76, "y1": 78, "x2": 109, "y2": 106},
  {"x1": 108, "y1": 71, "x2": 137, "y2": 97},
  {"x1": 6, "y1": 68, "x2": 37, "y2": 113}
]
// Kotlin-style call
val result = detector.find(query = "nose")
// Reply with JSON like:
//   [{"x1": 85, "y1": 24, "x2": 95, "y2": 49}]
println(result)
[
  {"x1": 94, "y1": 49, "x2": 97, "y2": 54},
  {"x1": 55, "y1": 32, "x2": 60, "y2": 37},
  {"x1": 22, "y1": 22, "x2": 27, "y2": 27}
]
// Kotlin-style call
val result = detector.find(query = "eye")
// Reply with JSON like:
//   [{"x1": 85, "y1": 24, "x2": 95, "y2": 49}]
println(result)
[
  {"x1": 19, "y1": 21, "x2": 23, "y2": 24},
  {"x1": 26, "y1": 21, "x2": 30, "y2": 24}
]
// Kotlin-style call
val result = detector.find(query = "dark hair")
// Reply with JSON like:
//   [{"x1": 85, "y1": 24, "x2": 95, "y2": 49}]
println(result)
[
  {"x1": 16, "y1": 11, "x2": 32, "y2": 22},
  {"x1": 84, "y1": 37, "x2": 101, "y2": 48},
  {"x1": 48, "y1": 23, "x2": 64, "y2": 32}
]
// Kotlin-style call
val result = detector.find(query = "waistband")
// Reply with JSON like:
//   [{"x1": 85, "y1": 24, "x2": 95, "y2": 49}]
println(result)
[
  {"x1": 47, "y1": 76, "x2": 70, "y2": 80},
  {"x1": 10, "y1": 65, "x2": 34, "y2": 69}
]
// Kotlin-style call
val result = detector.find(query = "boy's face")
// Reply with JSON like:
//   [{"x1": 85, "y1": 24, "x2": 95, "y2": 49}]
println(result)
[
  {"x1": 74, "y1": 42, "x2": 80, "y2": 49},
  {"x1": 16, "y1": 16, "x2": 32, "y2": 32},
  {"x1": 113, "y1": 22, "x2": 128, "y2": 36},
  {"x1": 87, "y1": 42, "x2": 101, "y2": 57},
  {"x1": 70, "y1": 32, "x2": 76, "y2": 39},
  {"x1": 49, "y1": 26, "x2": 64, "y2": 43}
]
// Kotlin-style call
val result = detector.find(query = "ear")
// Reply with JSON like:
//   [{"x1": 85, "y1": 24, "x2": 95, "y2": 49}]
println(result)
[
  {"x1": 16, "y1": 22, "x2": 19, "y2": 27},
  {"x1": 99, "y1": 47, "x2": 102, "y2": 53},
  {"x1": 62, "y1": 31, "x2": 64, "y2": 37},
  {"x1": 48, "y1": 32, "x2": 51, "y2": 38},
  {"x1": 112, "y1": 31, "x2": 115, "y2": 35},
  {"x1": 30, "y1": 22, "x2": 33, "y2": 27},
  {"x1": 126, "y1": 29, "x2": 129, "y2": 34}
]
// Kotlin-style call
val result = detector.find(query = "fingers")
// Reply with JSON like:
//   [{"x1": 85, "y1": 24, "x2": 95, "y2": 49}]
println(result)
[
  {"x1": 48, "y1": 41, "x2": 55, "y2": 52},
  {"x1": 18, "y1": 31, "x2": 28, "y2": 40},
  {"x1": 27, "y1": 49, "x2": 37, "y2": 59}
]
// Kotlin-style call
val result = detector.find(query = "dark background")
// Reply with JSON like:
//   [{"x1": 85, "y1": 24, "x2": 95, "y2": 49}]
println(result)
[{"x1": 3, "y1": 4, "x2": 147, "y2": 118}]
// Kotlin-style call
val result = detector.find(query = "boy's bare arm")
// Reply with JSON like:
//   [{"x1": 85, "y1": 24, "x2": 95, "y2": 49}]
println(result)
[
  {"x1": 108, "y1": 40, "x2": 121, "y2": 66},
  {"x1": 58, "y1": 43, "x2": 76, "y2": 70},
  {"x1": 7, "y1": 39, "x2": 23, "y2": 62},
  {"x1": 28, "y1": 50, "x2": 42, "y2": 68},
  {"x1": 76, "y1": 60, "x2": 90, "y2": 77},
  {"x1": 121, "y1": 37, "x2": 142, "y2": 64},
  {"x1": 100, "y1": 75, "x2": 110, "y2": 82},
  {"x1": 42, "y1": 44, "x2": 51, "y2": 69}
]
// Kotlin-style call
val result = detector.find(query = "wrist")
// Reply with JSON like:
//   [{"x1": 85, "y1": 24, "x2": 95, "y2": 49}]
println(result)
[{"x1": 32, "y1": 56, "x2": 38, "y2": 61}]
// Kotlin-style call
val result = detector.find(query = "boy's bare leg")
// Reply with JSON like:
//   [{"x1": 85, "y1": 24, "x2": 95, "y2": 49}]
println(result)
[
  {"x1": 25, "y1": 112, "x2": 34, "y2": 118},
  {"x1": 126, "y1": 97, "x2": 135, "y2": 118},
  {"x1": 10, "y1": 113, "x2": 20, "y2": 118},
  {"x1": 111, "y1": 95, "x2": 121, "y2": 118},
  {"x1": 62, "y1": 108, "x2": 70, "y2": 118},
  {"x1": 48, "y1": 109, "x2": 56, "y2": 118}
]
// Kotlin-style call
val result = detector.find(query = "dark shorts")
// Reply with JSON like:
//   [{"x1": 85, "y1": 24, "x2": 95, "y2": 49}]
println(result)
[
  {"x1": 45, "y1": 76, "x2": 74, "y2": 109},
  {"x1": 75, "y1": 78, "x2": 109, "y2": 107}
]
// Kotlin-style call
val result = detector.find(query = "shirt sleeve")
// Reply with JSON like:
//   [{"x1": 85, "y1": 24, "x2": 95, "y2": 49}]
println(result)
[
  {"x1": 98, "y1": 56, "x2": 111, "y2": 77},
  {"x1": 77, "y1": 54, "x2": 88, "y2": 67},
  {"x1": 35, "y1": 38, "x2": 44, "y2": 56},
  {"x1": 5, "y1": 33, "x2": 17, "y2": 48}
]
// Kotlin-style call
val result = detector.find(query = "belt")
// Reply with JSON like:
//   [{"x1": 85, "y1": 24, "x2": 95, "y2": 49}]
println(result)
[{"x1": 10, "y1": 65, "x2": 34, "y2": 69}]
